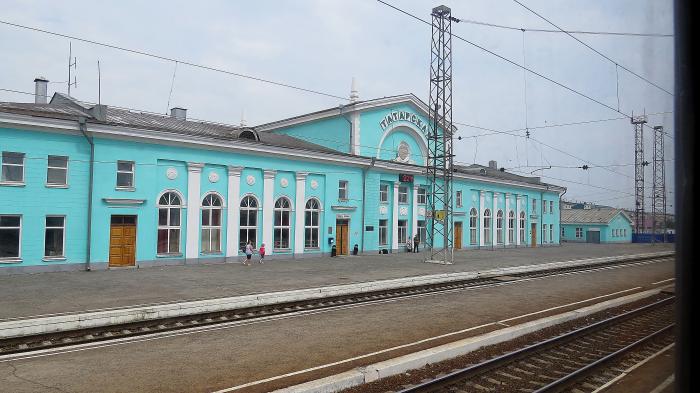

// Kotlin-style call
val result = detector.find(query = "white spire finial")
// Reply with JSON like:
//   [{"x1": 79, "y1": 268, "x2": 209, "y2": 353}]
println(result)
[
  {"x1": 240, "y1": 109, "x2": 247, "y2": 127},
  {"x1": 350, "y1": 77, "x2": 359, "y2": 103}
]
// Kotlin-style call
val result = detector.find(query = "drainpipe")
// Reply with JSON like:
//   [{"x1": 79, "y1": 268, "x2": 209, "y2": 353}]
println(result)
[
  {"x1": 360, "y1": 157, "x2": 376, "y2": 253},
  {"x1": 78, "y1": 117, "x2": 94, "y2": 271}
]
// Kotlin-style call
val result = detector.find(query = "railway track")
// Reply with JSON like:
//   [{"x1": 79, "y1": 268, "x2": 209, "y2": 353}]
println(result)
[
  {"x1": 0, "y1": 255, "x2": 672, "y2": 357},
  {"x1": 396, "y1": 296, "x2": 675, "y2": 393}
]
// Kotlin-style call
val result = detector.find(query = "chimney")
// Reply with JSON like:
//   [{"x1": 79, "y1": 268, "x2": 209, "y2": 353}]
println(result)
[
  {"x1": 349, "y1": 77, "x2": 359, "y2": 103},
  {"x1": 583, "y1": 202, "x2": 592, "y2": 210},
  {"x1": 488, "y1": 160, "x2": 497, "y2": 169},
  {"x1": 34, "y1": 77, "x2": 49, "y2": 104},
  {"x1": 240, "y1": 109, "x2": 247, "y2": 127},
  {"x1": 170, "y1": 107, "x2": 187, "y2": 120}
]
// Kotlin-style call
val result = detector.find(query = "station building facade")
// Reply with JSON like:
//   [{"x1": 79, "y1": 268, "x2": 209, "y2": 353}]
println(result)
[
  {"x1": 560, "y1": 204, "x2": 632, "y2": 244},
  {"x1": 0, "y1": 84, "x2": 565, "y2": 274}
]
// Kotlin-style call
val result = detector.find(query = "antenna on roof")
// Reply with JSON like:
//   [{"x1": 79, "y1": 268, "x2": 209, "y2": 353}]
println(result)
[{"x1": 67, "y1": 42, "x2": 77, "y2": 96}]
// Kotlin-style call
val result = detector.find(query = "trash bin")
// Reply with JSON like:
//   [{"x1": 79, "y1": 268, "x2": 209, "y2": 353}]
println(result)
[
  {"x1": 331, "y1": 244, "x2": 337, "y2": 257},
  {"x1": 352, "y1": 244, "x2": 359, "y2": 255}
]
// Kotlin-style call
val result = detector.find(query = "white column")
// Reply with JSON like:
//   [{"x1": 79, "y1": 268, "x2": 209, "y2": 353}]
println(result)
[
  {"x1": 350, "y1": 112, "x2": 361, "y2": 155},
  {"x1": 479, "y1": 191, "x2": 486, "y2": 246},
  {"x1": 226, "y1": 166, "x2": 243, "y2": 257},
  {"x1": 186, "y1": 162, "x2": 204, "y2": 259},
  {"x1": 492, "y1": 192, "x2": 499, "y2": 246},
  {"x1": 516, "y1": 195, "x2": 522, "y2": 246},
  {"x1": 392, "y1": 182, "x2": 399, "y2": 251},
  {"x1": 505, "y1": 193, "x2": 510, "y2": 246},
  {"x1": 294, "y1": 172, "x2": 308, "y2": 255},
  {"x1": 412, "y1": 184, "x2": 419, "y2": 244},
  {"x1": 263, "y1": 170, "x2": 276, "y2": 253}
]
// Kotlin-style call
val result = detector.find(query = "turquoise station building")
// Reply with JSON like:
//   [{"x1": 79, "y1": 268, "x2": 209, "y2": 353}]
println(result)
[{"x1": 0, "y1": 78, "x2": 565, "y2": 274}]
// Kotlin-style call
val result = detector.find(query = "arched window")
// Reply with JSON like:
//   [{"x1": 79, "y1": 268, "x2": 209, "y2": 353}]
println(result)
[
  {"x1": 483, "y1": 209, "x2": 492, "y2": 245},
  {"x1": 496, "y1": 210, "x2": 504, "y2": 245},
  {"x1": 157, "y1": 191, "x2": 182, "y2": 254},
  {"x1": 469, "y1": 208, "x2": 478, "y2": 245},
  {"x1": 274, "y1": 197, "x2": 292, "y2": 249},
  {"x1": 508, "y1": 211, "x2": 515, "y2": 244},
  {"x1": 239, "y1": 195, "x2": 258, "y2": 249},
  {"x1": 201, "y1": 193, "x2": 223, "y2": 253},
  {"x1": 304, "y1": 198, "x2": 321, "y2": 248},
  {"x1": 519, "y1": 211, "x2": 526, "y2": 244}
]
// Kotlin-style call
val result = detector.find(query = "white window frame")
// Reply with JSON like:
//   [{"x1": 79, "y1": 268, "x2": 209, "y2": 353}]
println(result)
[
  {"x1": 46, "y1": 155, "x2": 69, "y2": 187},
  {"x1": 549, "y1": 201, "x2": 554, "y2": 214},
  {"x1": 417, "y1": 188, "x2": 426, "y2": 205},
  {"x1": 532, "y1": 199, "x2": 537, "y2": 214},
  {"x1": 304, "y1": 198, "x2": 321, "y2": 249},
  {"x1": 379, "y1": 184, "x2": 389, "y2": 203},
  {"x1": 201, "y1": 193, "x2": 223, "y2": 253},
  {"x1": 398, "y1": 186, "x2": 408, "y2": 204},
  {"x1": 507, "y1": 211, "x2": 514, "y2": 244},
  {"x1": 496, "y1": 210, "x2": 504, "y2": 244},
  {"x1": 116, "y1": 160, "x2": 135, "y2": 190},
  {"x1": 542, "y1": 200, "x2": 547, "y2": 214},
  {"x1": 576, "y1": 227, "x2": 583, "y2": 239},
  {"x1": 456, "y1": 190, "x2": 463, "y2": 207},
  {"x1": 157, "y1": 191, "x2": 182, "y2": 255},
  {"x1": 0, "y1": 214, "x2": 22, "y2": 261},
  {"x1": 44, "y1": 215, "x2": 66, "y2": 259},
  {"x1": 239, "y1": 195, "x2": 259, "y2": 250},
  {"x1": 469, "y1": 208, "x2": 478, "y2": 245},
  {"x1": 1, "y1": 151, "x2": 25, "y2": 184},
  {"x1": 274, "y1": 197, "x2": 292, "y2": 250},
  {"x1": 378, "y1": 219, "x2": 388, "y2": 246},
  {"x1": 483, "y1": 209, "x2": 492, "y2": 245},
  {"x1": 417, "y1": 220, "x2": 426, "y2": 245},
  {"x1": 398, "y1": 219, "x2": 408, "y2": 244},
  {"x1": 338, "y1": 180, "x2": 349, "y2": 200},
  {"x1": 542, "y1": 223, "x2": 547, "y2": 243},
  {"x1": 549, "y1": 224, "x2": 554, "y2": 243},
  {"x1": 519, "y1": 211, "x2": 526, "y2": 242}
]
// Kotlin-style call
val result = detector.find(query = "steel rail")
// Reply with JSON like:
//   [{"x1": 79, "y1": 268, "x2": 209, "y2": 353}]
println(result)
[{"x1": 397, "y1": 296, "x2": 675, "y2": 393}]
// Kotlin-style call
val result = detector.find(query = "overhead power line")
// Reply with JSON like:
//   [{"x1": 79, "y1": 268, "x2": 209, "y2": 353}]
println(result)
[
  {"x1": 0, "y1": 19, "x2": 348, "y2": 101},
  {"x1": 458, "y1": 18, "x2": 673, "y2": 37},
  {"x1": 511, "y1": 0, "x2": 673, "y2": 96},
  {"x1": 376, "y1": 0, "x2": 674, "y2": 142}
]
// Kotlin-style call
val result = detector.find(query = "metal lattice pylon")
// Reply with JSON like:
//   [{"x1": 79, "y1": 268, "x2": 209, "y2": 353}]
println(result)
[
  {"x1": 425, "y1": 5, "x2": 455, "y2": 264},
  {"x1": 630, "y1": 114, "x2": 647, "y2": 234},
  {"x1": 651, "y1": 125, "x2": 667, "y2": 242}
]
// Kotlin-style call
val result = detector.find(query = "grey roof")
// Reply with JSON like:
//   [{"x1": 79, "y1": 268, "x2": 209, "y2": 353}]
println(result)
[
  {"x1": 0, "y1": 94, "x2": 337, "y2": 154},
  {"x1": 454, "y1": 164, "x2": 556, "y2": 187},
  {"x1": 561, "y1": 207, "x2": 631, "y2": 225}
]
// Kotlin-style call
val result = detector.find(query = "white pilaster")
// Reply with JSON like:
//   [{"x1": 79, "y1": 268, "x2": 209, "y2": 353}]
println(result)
[
  {"x1": 262, "y1": 170, "x2": 276, "y2": 253},
  {"x1": 516, "y1": 195, "x2": 522, "y2": 246},
  {"x1": 226, "y1": 166, "x2": 243, "y2": 257},
  {"x1": 392, "y1": 182, "x2": 399, "y2": 251},
  {"x1": 505, "y1": 194, "x2": 511, "y2": 246},
  {"x1": 294, "y1": 172, "x2": 308, "y2": 254},
  {"x1": 493, "y1": 192, "x2": 499, "y2": 246},
  {"x1": 350, "y1": 112, "x2": 361, "y2": 155},
  {"x1": 412, "y1": 184, "x2": 419, "y2": 243},
  {"x1": 186, "y1": 162, "x2": 204, "y2": 259},
  {"x1": 479, "y1": 191, "x2": 486, "y2": 247}
]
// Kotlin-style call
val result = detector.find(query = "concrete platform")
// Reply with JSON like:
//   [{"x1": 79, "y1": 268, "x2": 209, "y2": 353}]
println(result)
[{"x1": 0, "y1": 243, "x2": 673, "y2": 321}]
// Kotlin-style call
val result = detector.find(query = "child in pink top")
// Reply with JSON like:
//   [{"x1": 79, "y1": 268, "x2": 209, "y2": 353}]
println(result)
[{"x1": 259, "y1": 243, "x2": 266, "y2": 264}]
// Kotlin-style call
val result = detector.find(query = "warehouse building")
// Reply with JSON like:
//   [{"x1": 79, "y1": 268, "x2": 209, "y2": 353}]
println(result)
[
  {"x1": 0, "y1": 78, "x2": 565, "y2": 274},
  {"x1": 560, "y1": 203, "x2": 632, "y2": 243}
]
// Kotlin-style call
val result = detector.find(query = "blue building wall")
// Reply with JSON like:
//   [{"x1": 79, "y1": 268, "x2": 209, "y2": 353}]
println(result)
[{"x1": 561, "y1": 212, "x2": 632, "y2": 243}]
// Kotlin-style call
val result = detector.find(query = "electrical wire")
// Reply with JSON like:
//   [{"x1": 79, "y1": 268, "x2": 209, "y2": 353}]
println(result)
[{"x1": 457, "y1": 18, "x2": 673, "y2": 37}]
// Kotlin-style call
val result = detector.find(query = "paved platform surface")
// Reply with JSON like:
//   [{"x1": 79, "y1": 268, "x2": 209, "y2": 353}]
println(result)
[
  {"x1": 602, "y1": 345, "x2": 674, "y2": 393},
  {"x1": 0, "y1": 243, "x2": 673, "y2": 320}
]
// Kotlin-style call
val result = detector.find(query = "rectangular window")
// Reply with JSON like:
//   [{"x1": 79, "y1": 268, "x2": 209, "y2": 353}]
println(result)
[
  {"x1": 417, "y1": 188, "x2": 426, "y2": 204},
  {"x1": 379, "y1": 219, "x2": 388, "y2": 246},
  {"x1": 561, "y1": 226, "x2": 565, "y2": 237},
  {"x1": 338, "y1": 180, "x2": 348, "y2": 200},
  {"x1": 542, "y1": 200, "x2": 547, "y2": 214},
  {"x1": 398, "y1": 220, "x2": 408, "y2": 244},
  {"x1": 398, "y1": 186, "x2": 408, "y2": 204},
  {"x1": 44, "y1": 216, "x2": 65, "y2": 258},
  {"x1": 549, "y1": 201, "x2": 554, "y2": 214},
  {"x1": 456, "y1": 191, "x2": 463, "y2": 207},
  {"x1": 46, "y1": 155, "x2": 68, "y2": 186},
  {"x1": 542, "y1": 224, "x2": 547, "y2": 243},
  {"x1": 116, "y1": 161, "x2": 135, "y2": 189},
  {"x1": 550, "y1": 224, "x2": 554, "y2": 243},
  {"x1": 532, "y1": 199, "x2": 537, "y2": 213},
  {"x1": 379, "y1": 184, "x2": 389, "y2": 203},
  {"x1": 575, "y1": 227, "x2": 583, "y2": 238},
  {"x1": 1, "y1": 151, "x2": 25, "y2": 183},
  {"x1": 0, "y1": 215, "x2": 21, "y2": 259},
  {"x1": 417, "y1": 220, "x2": 426, "y2": 245}
]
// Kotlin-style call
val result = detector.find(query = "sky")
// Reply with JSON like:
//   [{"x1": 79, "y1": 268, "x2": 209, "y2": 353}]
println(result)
[{"x1": 0, "y1": 0, "x2": 675, "y2": 212}]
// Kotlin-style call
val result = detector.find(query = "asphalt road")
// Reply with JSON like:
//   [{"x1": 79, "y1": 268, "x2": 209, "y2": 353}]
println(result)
[{"x1": 0, "y1": 258, "x2": 674, "y2": 393}]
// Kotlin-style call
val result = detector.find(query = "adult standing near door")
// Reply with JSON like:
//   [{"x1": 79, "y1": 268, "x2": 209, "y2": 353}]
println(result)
[{"x1": 413, "y1": 233, "x2": 420, "y2": 253}]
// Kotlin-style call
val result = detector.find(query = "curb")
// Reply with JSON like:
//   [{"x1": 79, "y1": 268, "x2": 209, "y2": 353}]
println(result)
[
  {"x1": 273, "y1": 285, "x2": 673, "y2": 393},
  {"x1": 0, "y1": 251, "x2": 672, "y2": 339}
]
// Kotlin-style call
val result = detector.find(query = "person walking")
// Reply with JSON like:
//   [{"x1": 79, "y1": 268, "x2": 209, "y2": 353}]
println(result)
[
  {"x1": 244, "y1": 241, "x2": 253, "y2": 266},
  {"x1": 258, "y1": 243, "x2": 266, "y2": 264},
  {"x1": 413, "y1": 233, "x2": 420, "y2": 253}
]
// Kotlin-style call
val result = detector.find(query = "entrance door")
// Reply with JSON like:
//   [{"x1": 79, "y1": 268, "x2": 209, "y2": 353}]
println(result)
[
  {"x1": 109, "y1": 215, "x2": 137, "y2": 267},
  {"x1": 530, "y1": 223, "x2": 537, "y2": 247},
  {"x1": 336, "y1": 220, "x2": 349, "y2": 255},
  {"x1": 586, "y1": 230, "x2": 601, "y2": 244},
  {"x1": 454, "y1": 222, "x2": 463, "y2": 249}
]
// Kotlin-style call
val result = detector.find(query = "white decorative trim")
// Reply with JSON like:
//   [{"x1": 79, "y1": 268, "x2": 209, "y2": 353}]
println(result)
[
  {"x1": 379, "y1": 205, "x2": 388, "y2": 215},
  {"x1": 262, "y1": 170, "x2": 275, "y2": 254},
  {"x1": 418, "y1": 207, "x2": 426, "y2": 216},
  {"x1": 280, "y1": 178, "x2": 289, "y2": 188},
  {"x1": 294, "y1": 173, "x2": 307, "y2": 254},
  {"x1": 246, "y1": 175, "x2": 256, "y2": 186},
  {"x1": 411, "y1": 185, "x2": 419, "y2": 241},
  {"x1": 166, "y1": 167, "x2": 178, "y2": 180},
  {"x1": 400, "y1": 206, "x2": 408, "y2": 216},
  {"x1": 392, "y1": 182, "x2": 399, "y2": 250},
  {"x1": 208, "y1": 171, "x2": 220, "y2": 183},
  {"x1": 102, "y1": 198, "x2": 145, "y2": 205},
  {"x1": 376, "y1": 123, "x2": 428, "y2": 166},
  {"x1": 226, "y1": 166, "x2": 243, "y2": 257},
  {"x1": 186, "y1": 162, "x2": 204, "y2": 259}
]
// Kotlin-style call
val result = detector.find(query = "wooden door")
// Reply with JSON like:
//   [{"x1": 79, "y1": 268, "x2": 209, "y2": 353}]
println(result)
[
  {"x1": 530, "y1": 223, "x2": 537, "y2": 247},
  {"x1": 454, "y1": 222, "x2": 462, "y2": 249},
  {"x1": 109, "y1": 215, "x2": 137, "y2": 267},
  {"x1": 336, "y1": 220, "x2": 349, "y2": 255}
]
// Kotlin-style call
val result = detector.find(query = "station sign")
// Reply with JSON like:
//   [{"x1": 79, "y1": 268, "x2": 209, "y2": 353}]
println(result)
[
  {"x1": 399, "y1": 173, "x2": 414, "y2": 183},
  {"x1": 434, "y1": 210, "x2": 446, "y2": 221}
]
